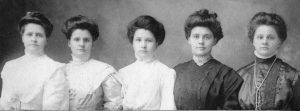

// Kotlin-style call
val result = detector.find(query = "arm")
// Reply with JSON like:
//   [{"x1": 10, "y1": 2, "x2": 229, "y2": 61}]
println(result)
[
  {"x1": 160, "y1": 69, "x2": 176, "y2": 110},
  {"x1": 102, "y1": 73, "x2": 123, "y2": 110},
  {"x1": 0, "y1": 63, "x2": 16, "y2": 110},
  {"x1": 42, "y1": 67, "x2": 69, "y2": 110},
  {"x1": 221, "y1": 69, "x2": 243, "y2": 110}
]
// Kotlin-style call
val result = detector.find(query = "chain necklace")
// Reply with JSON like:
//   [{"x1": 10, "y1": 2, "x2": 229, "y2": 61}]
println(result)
[{"x1": 254, "y1": 57, "x2": 277, "y2": 110}]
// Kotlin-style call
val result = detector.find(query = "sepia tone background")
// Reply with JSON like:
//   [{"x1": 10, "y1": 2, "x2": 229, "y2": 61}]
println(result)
[{"x1": 1, "y1": 0, "x2": 300, "y2": 73}]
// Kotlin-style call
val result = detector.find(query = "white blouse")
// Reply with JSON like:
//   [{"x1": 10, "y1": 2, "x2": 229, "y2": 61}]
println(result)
[
  {"x1": 117, "y1": 58, "x2": 176, "y2": 110},
  {"x1": 57, "y1": 58, "x2": 122, "y2": 110},
  {"x1": 0, "y1": 54, "x2": 68, "y2": 110}
]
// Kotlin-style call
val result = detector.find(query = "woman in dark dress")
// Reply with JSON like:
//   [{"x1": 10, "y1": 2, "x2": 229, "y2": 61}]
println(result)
[
  {"x1": 174, "y1": 9, "x2": 243, "y2": 110},
  {"x1": 238, "y1": 12, "x2": 300, "y2": 110}
]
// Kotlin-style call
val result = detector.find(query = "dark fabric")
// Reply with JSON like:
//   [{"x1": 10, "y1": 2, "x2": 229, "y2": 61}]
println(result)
[
  {"x1": 238, "y1": 56, "x2": 300, "y2": 110},
  {"x1": 174, "y1": 59, "x2": 243, "y2": 110}
]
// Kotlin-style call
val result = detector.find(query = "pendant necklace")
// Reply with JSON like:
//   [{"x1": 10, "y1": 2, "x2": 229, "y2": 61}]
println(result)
[{"x1": 254, "y1": 57, "x2": 277, "y2": 110}]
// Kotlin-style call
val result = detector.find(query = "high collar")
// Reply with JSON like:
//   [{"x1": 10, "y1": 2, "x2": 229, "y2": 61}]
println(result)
[
  {"x1": 24, "y1": 51, "x2": 46, "y2": 60},
  {"x1": 254, "y1": 51, "x2": 277, "y2": 64},
  {"x1": 193, "y1": 54, "x2": 212, "y2": 66},
  {"x1": 135, "y1": 54, "x2": 156, "y2": 63},
  {"x1": 70, "y1": 54, "x2": 90, "y2": 65}
]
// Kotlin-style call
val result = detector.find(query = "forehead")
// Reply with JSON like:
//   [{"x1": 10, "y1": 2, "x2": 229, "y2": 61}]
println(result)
[
  {"x1": 23, "y1": 23, "x2": 45, "y2": 33},
  {"x1": 71, "y1": 29, "x2": 92, "y2": 38},
  {"x1": 255, "y1": 25, "x2": 277, "y2": 34},
  {"x1": 190, "y1": 26, "x2": 213, "y2": 35},
  {"x1": 133, "y1": 29, "x2": 154, "y2": 39}
]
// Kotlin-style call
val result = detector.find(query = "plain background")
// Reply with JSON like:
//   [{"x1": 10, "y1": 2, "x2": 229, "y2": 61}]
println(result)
[{"x1": 1, "y1": 0, "x2": 300, "y2": 72}]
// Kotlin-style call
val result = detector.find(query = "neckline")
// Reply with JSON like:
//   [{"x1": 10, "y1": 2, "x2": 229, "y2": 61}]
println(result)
[
  {"x1": 193, "y1": 54, "x2": 213, "y2": 66},
  {"x1": 70, "y1": 54, "x2": 91, "y2": 65}
]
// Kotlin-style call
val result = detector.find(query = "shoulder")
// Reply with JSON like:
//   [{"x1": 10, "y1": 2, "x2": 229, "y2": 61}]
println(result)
[
  {"x1": 155, "y1": 60, "x2": 176, "y2": 76},
  {"x1": 1, "y1": 57, "x2": 23, "y2": 78},
  {"x1": 212, "y1": 59, "x2": 243, "y2": 80},
  {"x1": 118, "y1": 62, "x2": 136, "y2": 73},
  {"x1": 3, "y1": 56, "x2": 24, "y2": 67},
  {"x1": 174, "y1": 60, "x2": 191, "y2": 72},
  {"x1": 278, "y1": 59, "x2": 299, "y2": 80},
  {"x1": 88, "y1": 59, "x2": 117, "y2": 76},
  {"x1": 237, "y1": 61, "x2": 255, "y2": 77}
]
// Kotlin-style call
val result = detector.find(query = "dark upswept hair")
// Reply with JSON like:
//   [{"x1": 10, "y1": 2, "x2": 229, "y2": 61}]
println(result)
[
  {"x1": 62, "y1": 15, "x2": 99, "y2": 41},
  {"x1": 248, "y1": 12, "x2": 287, "y2": 42},
  {"x1": 184, "y1": 9, "x2": 223, "y2": 43},
  {"x1": 19, "y1": 11, "x2": 53, "y2": 38},
  {"x1": 127, "y1": 15, "x2": 166, "y2": 46}
]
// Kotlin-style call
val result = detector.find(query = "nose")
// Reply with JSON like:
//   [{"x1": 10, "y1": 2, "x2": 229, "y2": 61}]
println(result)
[
  {"x1": 198, "y1": 37, "x2": 204, "y2": 45},
  {"x1": 31, "y1": 35, "x2": 38, "y2": 43},
  {"x1": 141, "y1": 40, "x2": 147, "y2": 49},
  {"x1": 262, "y1": 37, "x2": 268, "y2": 45},
  {"x1": 79, "y1": 40, "x2": 85, "y2": 47}
]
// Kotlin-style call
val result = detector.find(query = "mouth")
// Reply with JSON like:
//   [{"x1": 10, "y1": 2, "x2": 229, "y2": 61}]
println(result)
[
  {"x1": 29, "y1": 44, "x2": 39, "y2": 46},
  {"x1": 77, "y1": 49, "x2": 86, "y2": 52},
  {"x1": 260, "y1": 47, "x2": 269, "y2": 50},
  {"x1": 195, "y1": 47, "x2": 206, "y2": 50}
]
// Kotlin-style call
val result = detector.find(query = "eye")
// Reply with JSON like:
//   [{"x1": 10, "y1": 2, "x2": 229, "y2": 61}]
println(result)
[
  {"x1": 135, "y1": 38, "x2": 141, "y2": 42},
  {"x1": 36, "y1": 33, "x2": 45, "y2": 38},
  {"x1": 267, "y1": 35, "x2": 275, "y2": 40},
  {"x1": 84, "y1": 38, "x2": 91, "y2": 42},
  {"x1": 146, "y1": 39, "x2": 154, "y2": 42},
  {"x1": 204, "y1": 35, "x2": 213, "y2": 40},
  {"x1": 193, "y1": 35, "x2": 199, "y2": 39},
  {"x1": 26, "y1": 32, "x2": 33, "y2": 36},
  {"x1": 256, "y1": 35, "x2": 263, "y2": 39},
  {"x1": 74, "y1": 37, "x2": 80, "y2": 41}
]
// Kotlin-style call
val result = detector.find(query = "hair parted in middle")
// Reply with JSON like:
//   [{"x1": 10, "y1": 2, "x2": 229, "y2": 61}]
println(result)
[
  {"x1": 127, "y1": 15, "x2": 166, "y2": 46},
  {"x1": 248, "y1": 12, "x2": 287, "y2": 42},
  {"x1": 62, "y1": 15, "x2": 99, "y2": 41},
  {"x1": 184, "y1": 9, "x2": 223, "y2": 43}
]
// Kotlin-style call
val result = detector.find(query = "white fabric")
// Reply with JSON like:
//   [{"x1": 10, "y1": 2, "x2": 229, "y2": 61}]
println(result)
[
  {"x1": 64, "y1": 58, "x2": 121, "y2": 110},
  {"x1": 0, "y1": 53, "x2": 68, "y2": 110},
  {"x1": 117, "y1": 58, "x2": 176, "y2": 110}
]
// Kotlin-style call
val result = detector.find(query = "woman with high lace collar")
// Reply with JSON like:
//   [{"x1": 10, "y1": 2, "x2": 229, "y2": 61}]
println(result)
[
  {"x1": 173, "y1": 9, "x2": 243, "y2": 110},
  {"x1": 238, "y1": 12, "x2": 300, "y2": 110},
  {"x1": 58, "y1": 15, "x2": 122, "y2": 110},
  {"x1": 117, "y1": 15, "x2": 176, "y2": 110},
  {"x1": 0, "y1": 11, "x2": 68, "y2": 110}
]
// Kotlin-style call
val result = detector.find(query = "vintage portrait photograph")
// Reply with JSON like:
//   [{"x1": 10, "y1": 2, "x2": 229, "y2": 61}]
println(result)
[{"x1": 1, "y1": 0, "x2": 300, "y2": 110}]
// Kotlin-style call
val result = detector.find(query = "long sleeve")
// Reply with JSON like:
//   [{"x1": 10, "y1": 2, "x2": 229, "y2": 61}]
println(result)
[
  {"x1": 221, "y1": 69, "x2": 243, "y2": 110},
  {"x1": 0, "y1": 63, "x2": 15, "y2": 110},
  {"x1": 102, "y1": 73, "x2": 122, "y2": 110},
  {"x1": 160, "y1": 69, "x2": 176, "y2": 110},
  {"x1": 42, "y1": 67, "x2": 69, "y2": 110}
]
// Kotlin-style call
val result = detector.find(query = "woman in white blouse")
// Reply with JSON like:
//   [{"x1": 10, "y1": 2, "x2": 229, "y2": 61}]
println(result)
[
  {"x1": 0, "y1": 11, "x2": 68, "y2": 110},
  {"x1": 117, "y1": 15, "x2": 176, "y2": 110},
  {"x1": 58, "y1": 15, "x2": 122, "y2": 110}
]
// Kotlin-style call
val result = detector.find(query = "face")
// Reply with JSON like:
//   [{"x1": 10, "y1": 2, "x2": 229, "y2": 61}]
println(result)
[
  {"x1": 188, "y1": 26, "x2": 216, "y2": 56},
  {"x1": 68, "y1": 29, "x2": 93, "y2": 58},
  {"x1": 22, "y1": 23, "x2": 47, "y2": 54},
  {"x1": 253, "y1": 25, "x2": 282, "y2": 57},
  {"x1": 133, "y1": 29, "x2": 157, "y2": 59}
]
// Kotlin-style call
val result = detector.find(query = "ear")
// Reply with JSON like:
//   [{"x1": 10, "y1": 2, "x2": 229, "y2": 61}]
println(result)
[
  {"x1": 213, "y1": 38, "x2": 217, "y2": 46},
  {"x1": 68, "y1": 40, "x2": 71, "y2": 48},
  {"x1": 187, "y1": 37, "x2": 192, "y2": 45}
]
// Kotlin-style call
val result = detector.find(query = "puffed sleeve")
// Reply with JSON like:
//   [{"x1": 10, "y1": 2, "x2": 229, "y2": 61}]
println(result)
[
  {"x1": 221, "y1": 69, "x2": 243, "y2": 110},
  {"x1": 0, "y1": 63, "x2": 13, "y2": 110},
  {"x1": 102, "y1": 67, "x2": 123, "y2": 110},
  {"x1": 292, "y1": 72, "x2": 300, "y2": 110},
  {"x1": 160, "y1": 69, "x2": 176, "y2": 110},
  {"x1": 42, "y1": 66, "x2": 69, "y2": 110}
]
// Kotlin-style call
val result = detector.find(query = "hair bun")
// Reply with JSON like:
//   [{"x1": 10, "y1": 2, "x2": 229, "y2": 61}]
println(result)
[{"x1": 197, "y1": 9, "x2": 218, "y2": 18}]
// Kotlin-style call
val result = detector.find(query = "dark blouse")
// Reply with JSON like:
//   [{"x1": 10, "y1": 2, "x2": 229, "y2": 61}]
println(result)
[
  {"x1": 174, "y1": 59, "x2": 243, "y2": 110},
  {"x1": 238, "y1": 56, "x2": 300, "y2": 110}
]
